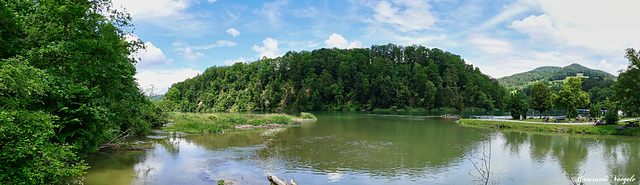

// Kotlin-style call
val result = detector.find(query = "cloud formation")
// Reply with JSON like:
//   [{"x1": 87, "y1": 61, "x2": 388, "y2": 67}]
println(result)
[
  {"x1": 252, "y1": 38, "x2": 280, "y2": 59},
  {"x1": 135, "y1": 68, "x2": 202, "y2": 95},
  {"x1": 369, "y1": 0, "x2": 437, "y2": 32},
  {"x1": 226, "y1": 28, "x2": 240, "y2": 38},
  {"x1": 324, "y1": 33, "x2": 362, "y2": 49}
]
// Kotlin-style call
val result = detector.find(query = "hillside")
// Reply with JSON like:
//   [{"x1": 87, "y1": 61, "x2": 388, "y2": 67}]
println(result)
[
  {"x1": 161, "y1": 44, "x2": 507, "y2": 112},
  {"x1": 498, "y1": 63, "x2": 616, "y2": 90}
]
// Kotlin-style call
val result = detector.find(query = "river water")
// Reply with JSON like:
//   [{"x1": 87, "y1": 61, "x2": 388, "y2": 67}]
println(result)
[{"x1": 81, "y1": 112, "x2": 640, "y2": 185}]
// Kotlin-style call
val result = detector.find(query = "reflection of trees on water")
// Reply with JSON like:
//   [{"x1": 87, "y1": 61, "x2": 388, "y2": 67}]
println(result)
[
  {"x1": 602, "y1": 139, "x2": 640, "y2": 184},
  {"x1": 502, "y1": 131, "x2": 528, "y2": 155},
  {"x1": 528, "y1": 134, "x2": 552, "y2": 164},
  {"x1": 253, "y1": 116, "x2": 486, "y2": 178},
  {"x1": 551, "y1": 136, "x2": 589, "y2": 178},
  {"x1": 181, "y1": 131, "x2": 264, "y2": 151}
]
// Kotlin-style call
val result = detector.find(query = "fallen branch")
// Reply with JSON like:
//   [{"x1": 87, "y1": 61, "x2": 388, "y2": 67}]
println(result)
[{"x1": 267, "y1": 174, "x2": 297, "y2": 185}]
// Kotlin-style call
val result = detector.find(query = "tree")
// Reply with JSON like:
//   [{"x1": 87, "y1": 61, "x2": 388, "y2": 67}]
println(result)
[
  {"x1": 613, "y1": 48, "x2": 640, "y2": 116},
  {"x1": 1, "y1": 0, "x2": 165, "y2": 183},
  {"x1": 530, "y1": 82, "x2": 553, "y2": 118},
  {"x1": 554, "y1": 77, "x2": 590, "y2": 118},
  {"x1": 506, "y1": 92, "x2": 529, "y2": 119}
]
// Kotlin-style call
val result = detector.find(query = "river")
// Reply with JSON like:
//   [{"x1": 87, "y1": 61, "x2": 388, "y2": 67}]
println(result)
[{"x1": 81, "y1": 111, "x2": 640, "y2": 185}]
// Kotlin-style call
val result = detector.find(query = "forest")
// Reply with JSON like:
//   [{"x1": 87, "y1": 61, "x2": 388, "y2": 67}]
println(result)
[
  {"x1": 0, "y1": 0, "x2": 165, "y2": 183},
  {"x1": 160, "y1": 44, "x2": 507, "y2": 112}
]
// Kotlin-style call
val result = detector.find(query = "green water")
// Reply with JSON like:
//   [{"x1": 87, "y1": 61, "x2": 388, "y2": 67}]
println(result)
[{"x1": 81, "y1": 112, "x2": 640, "y2": 185}]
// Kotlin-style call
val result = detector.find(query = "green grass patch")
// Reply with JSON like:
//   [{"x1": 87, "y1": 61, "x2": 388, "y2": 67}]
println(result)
[
  {"x1": 457, "y1": 119, "x2": 640, "y2": 136},
  {"x1": 163, "y1": 112, "x2": 316, "y2": 133}
]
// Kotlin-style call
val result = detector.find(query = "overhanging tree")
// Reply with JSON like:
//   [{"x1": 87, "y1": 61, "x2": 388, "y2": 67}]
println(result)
[{"x1": 613, "y1": 48, "x2": 640, "y2": 116}]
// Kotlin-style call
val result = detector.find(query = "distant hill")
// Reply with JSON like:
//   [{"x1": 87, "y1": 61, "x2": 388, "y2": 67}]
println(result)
[
  {"x1": 150, "y1": 94, "x2": 164, "y2": 101},
  {"x1": 498, "y1": 63, "x2": 616, "y2": 90}
]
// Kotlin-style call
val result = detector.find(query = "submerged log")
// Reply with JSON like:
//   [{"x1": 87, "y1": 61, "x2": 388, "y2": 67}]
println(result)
[
  {"x1": 267, "y1": 174, "x2": 287, "y2": 185},
  {"x1": 267, "y1": 174, "x2": 297, "y2": 185}
]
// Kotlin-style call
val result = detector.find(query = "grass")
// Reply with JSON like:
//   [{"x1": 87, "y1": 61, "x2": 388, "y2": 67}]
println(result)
[
  {"x1": 163, "y1": 112, "x2": 316, "y2": 133},
  {"x1": 457, "y1": 119, "x2": 640, "y2": 136}
]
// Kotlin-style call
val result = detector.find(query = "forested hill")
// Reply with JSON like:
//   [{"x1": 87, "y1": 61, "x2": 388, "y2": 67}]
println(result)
[
  {"x1": 497, "y1": 63, "x2": 616, "y2": 90},
  {"x1": 161, "y1": 44, "x2": 507, "y2": 112}
]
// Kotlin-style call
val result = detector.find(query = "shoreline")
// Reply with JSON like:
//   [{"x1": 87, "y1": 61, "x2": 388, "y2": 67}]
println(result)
[{"x1": 456, "y1": 118, "x2": 640, "y2": 136}]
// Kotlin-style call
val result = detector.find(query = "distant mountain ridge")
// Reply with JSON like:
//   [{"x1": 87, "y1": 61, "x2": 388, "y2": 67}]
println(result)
[{"x1": 497, "y1": 63, "x2": 616, "y2": 90}]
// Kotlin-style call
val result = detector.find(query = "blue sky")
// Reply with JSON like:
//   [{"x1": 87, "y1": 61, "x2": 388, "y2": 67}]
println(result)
[{"x1": 113, "y1": 0, "x2": 640, "y2": 94}]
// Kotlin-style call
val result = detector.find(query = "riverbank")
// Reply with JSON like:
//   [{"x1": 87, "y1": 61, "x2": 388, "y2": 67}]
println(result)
[
  {"x1": 163, "y1": 112, "x2": 317, "y2": 133},
  {"x1": 457, "y1": 119, "x2": 640, "y2": 136}
]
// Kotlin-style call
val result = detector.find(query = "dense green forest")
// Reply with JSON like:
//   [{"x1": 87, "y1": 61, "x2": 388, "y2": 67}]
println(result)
[
  {"x1": 0, "y1": 0, "x2": 164, "y2": 183},
  {"x1": 498, "y1": 63, "x2": 616, "y2": 91},
  {"x1": 161, "y1": 44, "x2": 507, "y2": 112}
]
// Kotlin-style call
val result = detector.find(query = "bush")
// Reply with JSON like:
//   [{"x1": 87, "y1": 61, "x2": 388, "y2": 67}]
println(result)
[
  {"x1": 0, "y1": 110, "x2": 87, "y2": 184},
  {"x1": 268, "y1": 115, "x2": 292, "y2": 125},
  {"x1": 605, "y1": 109, "x2": 619, "y2": 125},
  {"x1": 298, "y1": 112, "x2": 317, "y2": 120}
]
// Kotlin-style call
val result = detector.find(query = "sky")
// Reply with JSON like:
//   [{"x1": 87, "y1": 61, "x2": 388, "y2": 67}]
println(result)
[{"x1": 112, "y1": 0, "x2": 640, "y2": 95}]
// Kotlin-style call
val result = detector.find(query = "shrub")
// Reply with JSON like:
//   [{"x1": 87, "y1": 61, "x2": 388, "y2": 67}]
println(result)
[{"x1": 268, "y1": 115, "x2": 292, "y2": 125}]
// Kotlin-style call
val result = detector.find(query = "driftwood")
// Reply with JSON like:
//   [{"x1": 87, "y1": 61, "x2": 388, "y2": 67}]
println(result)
[
  {"x1": 236, "y1": 124, "x2": 284, "y2": 130},
  {"x1": 441, "y1": 114, "x2": 461, "y2": 119},
  {"x1": 267, "y1": 174, "x2": 297, "y2": 185}
]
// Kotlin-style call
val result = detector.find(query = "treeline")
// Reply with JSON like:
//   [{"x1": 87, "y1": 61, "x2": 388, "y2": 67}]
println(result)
[
  {"x1": 0, "y1": 0, "x2": 165, "y2": 183},
  {"x1": 161, "y1": 44, "x2": 507, "y2": 112}
]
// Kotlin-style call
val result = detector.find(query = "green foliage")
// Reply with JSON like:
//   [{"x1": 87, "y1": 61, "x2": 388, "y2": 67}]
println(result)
[
  {"x1": 0, "y1": 0, "x2": 166, "y2": 182},
  {"x1": 164, "y1": 112, "x2": 313, "y2": 133},
  {"x1": 0, "y1": 110, "x2": 88, "y2": 184},
  {"x1": 530, "y1": 82, "x2": 553, "y2": 117},
  {"x1": 589, "y1": 104, "x2": 602, "y2": 118},
  {"x1": 604, "y1": 102, "x2": 620, "y2": 125},
  {"x1": 267, "y1": 115, "x2": 293, "y2": 125},
  {"x1": 298, "y1": 112, "x2": 318, "y2": 120},
  {"x1": 613, "y1": 48, "x2": 640, "y2": 116},
  {"x1": 161, "y1": 44, "x2": 506, "y2": 112},
  {"x1": 506, "y1": 92, "x2": 529, "y2": 119},
  {"x1": 0, "y1": 58, "x2": 87, "y2": 184},
  {"x1": 553, "y1": 77, "x2": 590, "y2": 118}
]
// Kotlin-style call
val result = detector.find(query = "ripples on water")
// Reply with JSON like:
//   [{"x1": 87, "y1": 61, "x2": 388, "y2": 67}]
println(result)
[{"x1": 82, "y1": 112, "x2": 640, "y2": 185}]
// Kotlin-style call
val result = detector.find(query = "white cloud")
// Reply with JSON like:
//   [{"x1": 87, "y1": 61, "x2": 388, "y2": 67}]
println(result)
[
  {"x1": 369, "y1": 0, "x2": 437, "y2": 32},
  {"x1": 183, "y1": 47, "x2": 204, "y2": 61},
  {"x1": 324, "y1": 33, "x2": 362, "y2": 49},
  {"x1": 135, "y1": 68, "x2": 202, "y2": 95},
  {"x1": 111, "y1": 0, "x2": 189, "y2": 20},
  {"x1": 134, "y1": 42, "x2": 173, "y2": 69},
  {"x1": 509, "y1": 14, "x2": 555, "y2": 41},
  {"x1": 224, "y1": 57, "x2": 248, "y2": 65},
  {"x1": 252, "y1": 38, "x2": 280, "y2": 59},
  {"x1": 513, "y1": 0, "x2": 640, "y2": 53},
  {"x1": 597, "y1": 59, "x2": 626, "y2": 76},
  {"x1": 125, "y1": 34, "x2": 172, "y2": 70},
  {"x1": 190, "y1": 40, "x2": 237, "y2": 50},
  {"x1": 226, "y1": 28, "x2": 240, "y2": 38},
  {"x1": 293, "y1": 6, "x2": 319, "y2": 18},
  {"x1": 254, "y1": 0, "x2": 288, "y2": 27},
  {"x1": 467, "y1": 35, "x2": 513, "y2": 55},
  {"x1": 207, "y1": 0, "x2": 217, "y2": 3}
]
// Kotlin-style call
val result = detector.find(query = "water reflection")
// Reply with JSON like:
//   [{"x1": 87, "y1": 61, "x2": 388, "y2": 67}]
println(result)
[{"x1": 81, "y1": 112, "x2": 640, "y2": 185}]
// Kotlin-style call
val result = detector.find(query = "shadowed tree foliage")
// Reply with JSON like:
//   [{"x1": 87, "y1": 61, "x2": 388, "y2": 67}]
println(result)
[{"x1": 161, "y1": 44, "x2": 507, "y2": 112}]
